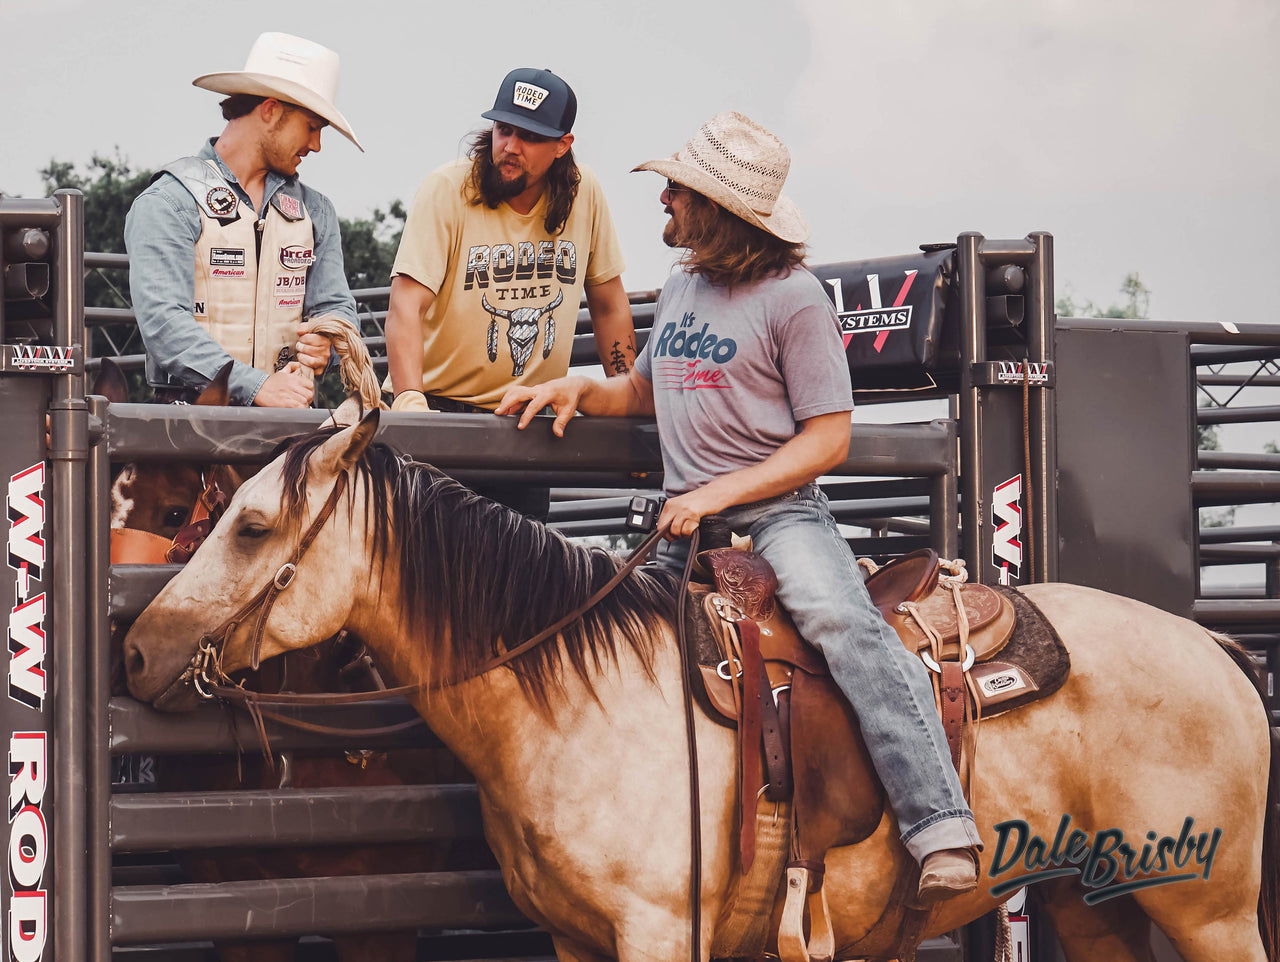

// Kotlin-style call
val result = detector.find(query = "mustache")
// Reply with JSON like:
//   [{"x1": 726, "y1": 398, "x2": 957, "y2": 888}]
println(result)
[{"x1": 479, "y1": 158, "x2": 528, "y2": 204}]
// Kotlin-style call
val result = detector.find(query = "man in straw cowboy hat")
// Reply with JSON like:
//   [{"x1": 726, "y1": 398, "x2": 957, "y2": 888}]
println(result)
[
  {"x1": 125, "y1": 32, "x2": 361, "y2": 406},
  {"x1": 497, "y1": 110, "x2": 981, "y2": 900},
  {"x1": 384, "y1": 67, "x2": 636, "y2": 519}
]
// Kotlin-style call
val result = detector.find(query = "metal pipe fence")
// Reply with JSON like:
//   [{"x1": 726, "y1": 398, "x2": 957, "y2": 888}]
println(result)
[
  {"x1": 3, "y1": 234, "x2": 1062, "y2": 961},
  {"x1": 1182, "y1": 324, "x2": 1280, "y2": 721},
  {"x1": 94, "y1": 398, "x2": 959, "y2": 954},
  {"x1": 73, "y1": 243, "x2": 971, "y2": 957}
]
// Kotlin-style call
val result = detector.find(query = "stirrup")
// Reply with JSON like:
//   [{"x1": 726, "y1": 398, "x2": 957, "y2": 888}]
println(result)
[{"x1": 777, "y1": 864, "x2": 835, "y2": 962}]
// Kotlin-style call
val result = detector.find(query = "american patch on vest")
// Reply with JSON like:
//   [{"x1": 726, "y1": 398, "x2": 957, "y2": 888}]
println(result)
[
  {"x1": 206, "y1": 187, "x2": 237, "y2": 216},
  {"x1": 279, "y1": 245, "x2": 314, "y2": 270},
  {"x1": 209, "y1": 248, "x2": 245, "y2": 267}
]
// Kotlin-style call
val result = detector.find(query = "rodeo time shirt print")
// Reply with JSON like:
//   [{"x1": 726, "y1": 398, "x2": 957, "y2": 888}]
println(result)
[
  {"x1": 390, "y1": 159, "x2": 626, "y2": 410},
  {"x1": 636, "y1": 268, "x2": 854, "y2": 496}
]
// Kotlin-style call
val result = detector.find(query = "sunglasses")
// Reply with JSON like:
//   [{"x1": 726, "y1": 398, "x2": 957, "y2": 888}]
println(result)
[{"x1": 665, "y1": 179, "x2": 692, "y2": 194}]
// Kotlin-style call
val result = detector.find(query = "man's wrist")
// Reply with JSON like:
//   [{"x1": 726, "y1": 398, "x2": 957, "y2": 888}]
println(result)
[{"x1": 238, "y1": 368, "x2": 270, "y2": 407}]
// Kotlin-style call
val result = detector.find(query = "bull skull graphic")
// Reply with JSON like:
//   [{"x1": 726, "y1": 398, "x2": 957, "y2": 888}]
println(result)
[{"x1": 481, "y1": 290, "x2": 564, "y2": 376}]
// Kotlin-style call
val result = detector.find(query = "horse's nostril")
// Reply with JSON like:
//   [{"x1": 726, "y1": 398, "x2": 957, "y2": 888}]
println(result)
[{"x1": 124, "y1": 641, "x2": 145, "y2": 681}]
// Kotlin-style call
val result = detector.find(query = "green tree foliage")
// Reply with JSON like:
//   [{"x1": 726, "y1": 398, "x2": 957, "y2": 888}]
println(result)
[
  {"x1": 341, "y1": 200, "x2": 405, "y2": 294},
  {"x1": 1056, "y1": 271, "x2": 1151, "y2": 320},
  {"x1": 42, "y1": 153, "x2": 154, "y2": 310}
]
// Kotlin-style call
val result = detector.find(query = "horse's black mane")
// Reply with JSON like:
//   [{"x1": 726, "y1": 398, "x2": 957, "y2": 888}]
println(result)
[{"x1": 278, "y1": 429, "x2": 677, "y2": 707}]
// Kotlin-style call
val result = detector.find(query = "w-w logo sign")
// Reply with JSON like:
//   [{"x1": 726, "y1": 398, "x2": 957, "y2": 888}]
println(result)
[
  {"x1": 825, "y1": 271, "x2": 917, "y2": 353},
  {"x1": 8, "y1": 344, "x2": 74, "y2": 372},
  {"x1": 996, "y1": 361, "x2": 1050, "y2": 385},
  {"x1": 992, "y1": 474, "x2": 1023, "y2": 585}
]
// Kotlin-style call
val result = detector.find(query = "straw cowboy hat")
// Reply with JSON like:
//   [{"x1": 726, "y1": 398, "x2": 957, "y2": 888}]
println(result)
[
  {"x1": 193, "y1": 32, "x2": 363, "y2": 151},
  {"x1": 633, "y1": 110, "x2": 807, "y2": 243}
]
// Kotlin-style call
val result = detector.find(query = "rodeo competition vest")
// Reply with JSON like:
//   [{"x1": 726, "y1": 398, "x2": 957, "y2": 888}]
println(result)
[{"x1": 161, "y1": 157, "x2": 315, "y2": 374}]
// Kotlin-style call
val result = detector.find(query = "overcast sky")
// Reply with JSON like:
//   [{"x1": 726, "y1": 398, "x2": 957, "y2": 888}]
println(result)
[{"x1": 2, "y1": 0, "x2": 1277, "y2": 325}]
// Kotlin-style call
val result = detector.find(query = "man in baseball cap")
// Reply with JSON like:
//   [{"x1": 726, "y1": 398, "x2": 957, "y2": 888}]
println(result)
[
  {"x1": 125, "y1": 32, "x2": 361, "y2": 407},
  {"x1": 383, "y1": 67, "x2": 636, "y2": 520}
]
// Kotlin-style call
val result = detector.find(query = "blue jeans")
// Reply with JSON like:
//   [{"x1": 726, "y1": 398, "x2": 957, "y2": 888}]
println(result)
[{"x1": 659, "y1": 485, "x2": 981, "y2": 863}]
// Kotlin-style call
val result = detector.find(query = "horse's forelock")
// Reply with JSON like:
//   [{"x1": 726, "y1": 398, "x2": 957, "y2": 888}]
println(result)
[{"x1": 275, "y1": 429, "x2": 398, "y2": 570}]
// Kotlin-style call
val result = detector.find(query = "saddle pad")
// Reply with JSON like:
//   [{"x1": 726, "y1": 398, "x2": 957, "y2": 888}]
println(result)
[{"x1": 976, "y1": 587, "x2": 1071, "y2": 716}]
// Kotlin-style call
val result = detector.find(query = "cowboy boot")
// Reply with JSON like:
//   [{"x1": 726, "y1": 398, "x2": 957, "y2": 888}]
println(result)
[{"x1": 916, "y1": 847, "x2": 979, "y2": 902}]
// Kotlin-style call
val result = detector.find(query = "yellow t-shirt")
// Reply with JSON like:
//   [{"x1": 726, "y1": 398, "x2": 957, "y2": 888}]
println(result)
[{"x1": 391, "y1": 159, "x2": 626, "y2": 410}]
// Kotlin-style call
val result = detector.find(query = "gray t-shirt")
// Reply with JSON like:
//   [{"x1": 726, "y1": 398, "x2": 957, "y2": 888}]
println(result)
[{"x1": 635, "y1": 266, "x2": 854, "y2": 495}]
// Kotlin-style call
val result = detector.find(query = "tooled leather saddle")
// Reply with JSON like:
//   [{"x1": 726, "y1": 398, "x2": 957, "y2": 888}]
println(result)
[{"x1": 688, "y1": 544, "x2": 1068, "y2": 962}]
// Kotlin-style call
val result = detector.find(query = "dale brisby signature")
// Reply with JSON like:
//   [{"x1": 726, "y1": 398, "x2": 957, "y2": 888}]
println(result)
[{"x1": 988, "y1": 814, "x2": 1222, "y2": 904}]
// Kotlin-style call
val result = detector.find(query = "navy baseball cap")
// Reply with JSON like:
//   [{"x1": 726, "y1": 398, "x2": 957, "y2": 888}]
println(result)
[{"x1": 481, "y1": 67, "x2": 577, "y2": 138}]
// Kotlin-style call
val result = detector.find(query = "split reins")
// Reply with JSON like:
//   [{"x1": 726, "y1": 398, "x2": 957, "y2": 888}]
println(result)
[{"x1": 189, "y1": 467, "x2": 668, "y2": 729}]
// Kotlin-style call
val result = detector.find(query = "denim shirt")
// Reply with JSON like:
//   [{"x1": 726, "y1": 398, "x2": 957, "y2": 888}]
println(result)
[{"x1": 124, "y1": 139, "x2": 357, "y2": 404}]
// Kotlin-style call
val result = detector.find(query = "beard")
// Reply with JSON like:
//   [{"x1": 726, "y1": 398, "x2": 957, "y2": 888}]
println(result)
[
  {"x1": 479, "y1": 157, "x2": 529, "y2": 205},
  {"x1": 663, "y1": 216, "x2": 689, "y2": 250},
  {"x1": 261, "y1": 127, "x2": 302, "y2": 178}
]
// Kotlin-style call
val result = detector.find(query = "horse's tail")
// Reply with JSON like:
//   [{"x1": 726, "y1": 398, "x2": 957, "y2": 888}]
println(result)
[{"x1": 1207, "y1": 629, "x2": 1279, "y2": 960}]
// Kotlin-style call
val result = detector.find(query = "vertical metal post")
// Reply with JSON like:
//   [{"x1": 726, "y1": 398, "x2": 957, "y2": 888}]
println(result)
[
  {"x1": 0, "y1": 221, "x2": 6, "y2": 344},
  {"x1": 929, "y1": 418, "x2": 959, "y2": 560},
  {"x1": 86, "y1": 394, "x2": 111, "y2": 962},
  {"x1": 1026, "y1": 232, "x2": 1058, "y2": 582},
  {"x1": 957, "y1": 233, "x2": 987, "y2": 572},
  {"x1": 50, "y1": 189, "x2": 88, "y2": 962}
]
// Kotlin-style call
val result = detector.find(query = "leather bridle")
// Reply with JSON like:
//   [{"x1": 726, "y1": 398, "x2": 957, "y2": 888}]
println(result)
[
  {"x1": 184, "y1": 472, "x2": 349, "y2": 697},
  {"x1": 110, "y1": 466, "x2": 232, "y2": 566},
  {"x1": 183, "y1": 467, "x2": 666, "y2": 711}
]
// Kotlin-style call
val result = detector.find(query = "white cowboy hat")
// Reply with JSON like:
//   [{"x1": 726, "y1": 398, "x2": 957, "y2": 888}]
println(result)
[
  {"x1": 193, "y1": 32, "x2": 363, "y2": 151},
  {"x1": 633, "y1": 110, "x2": 807, "y2": 244}
]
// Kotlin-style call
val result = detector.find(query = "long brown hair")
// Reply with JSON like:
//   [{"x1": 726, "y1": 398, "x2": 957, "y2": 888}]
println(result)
[
  {"x1": 466, "y1": 127, "x2": 581, "y2": 235},
  {"x1": 674, "y1": 193, "x2": 806, "y2": 287}
]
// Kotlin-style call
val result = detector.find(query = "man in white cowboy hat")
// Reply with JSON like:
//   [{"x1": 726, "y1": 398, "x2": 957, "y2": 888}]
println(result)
[
  {"x1": 497, "y1": 111, "x2": 982, "y2": 901},
  {"x1": 383, "y1": 66, "x2": 635, "y2": 519},
  {"x1": 125, "y1": 32, "x2": 361, "y2": 406}
]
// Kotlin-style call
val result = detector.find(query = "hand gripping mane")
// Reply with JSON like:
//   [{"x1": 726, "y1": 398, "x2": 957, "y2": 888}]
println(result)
[{"x1": 481, "y1": 290, "x2": 564, "y2": 376}]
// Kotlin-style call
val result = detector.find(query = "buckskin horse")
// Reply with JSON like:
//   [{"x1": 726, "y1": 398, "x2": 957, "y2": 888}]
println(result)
[
  {"x1": 99, "y1": 366, "x2": 472, "y2": 962},
  {"x1": 123, "y1": 412, "x2": 1279, "y2": 962}
]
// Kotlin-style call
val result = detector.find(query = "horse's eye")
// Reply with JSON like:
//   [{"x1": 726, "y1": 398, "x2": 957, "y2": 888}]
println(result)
[
  {"x1": 238, "y1": 524, "x2": 271, "y2": 540},
  {"x1": 162, "y1": 508, "x2": 187, "y2": 528}
]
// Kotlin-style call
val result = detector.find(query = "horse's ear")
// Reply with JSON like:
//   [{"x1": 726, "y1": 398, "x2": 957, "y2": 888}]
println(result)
[
  {"x1": 92, "y1": 358, "x2": 130, "y2": 404},
  {"x1": 313, "y1": 408, "x2": 380, "y2": 477},
  {"x1": 195, "y1": 362, "x2": 233, "y2": 406},
  {"x1": 322, "y1": 393, "x2": 364, "y2": 429}
]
